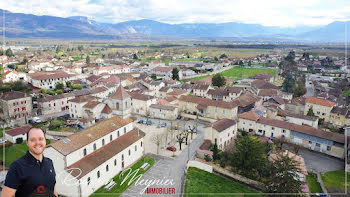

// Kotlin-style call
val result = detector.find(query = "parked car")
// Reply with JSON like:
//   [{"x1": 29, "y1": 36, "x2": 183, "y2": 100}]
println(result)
[
  {"x1": 177, "y1": 115, "x2": 182, "y2": 120},
  {"x1": 187, "y1": 128, "x2": 197, "y2": 133},
  {"x1": 166, "y1": 146, "x2": 176, "y2": 152},
  {"x1": 161, "y1": 122, "x2": 167, "y2": 127},
  {"x1": 185, "y1": 117, "x2": 191, "y2": 121},
  {"x1": 143, "y1": 120, "x2": 147, "y2": 124},
  {"x1": 138, "y1": 120, "x2": 144, "y2": 124},
  {"x1": 29, "y1": 117, "x2": 42, "y2": 124},
  {"x1": 146, "y1": 120, "x2": 152, "y2": 125}
]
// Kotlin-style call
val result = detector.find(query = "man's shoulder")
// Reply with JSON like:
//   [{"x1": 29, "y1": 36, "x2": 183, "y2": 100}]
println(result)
[{"x1": 43, "y1": 156, "x2": 54, "y2": 164}]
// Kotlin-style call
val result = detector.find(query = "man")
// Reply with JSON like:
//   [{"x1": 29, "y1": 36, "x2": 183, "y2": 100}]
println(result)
[{"x1": 2, "y1": 127, "x2": 57, "y2": 197}]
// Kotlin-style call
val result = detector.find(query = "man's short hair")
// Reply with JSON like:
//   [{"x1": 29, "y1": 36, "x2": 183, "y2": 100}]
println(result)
[{"x1": 26, "y1": 127, "x2": 46, "y2": 140}]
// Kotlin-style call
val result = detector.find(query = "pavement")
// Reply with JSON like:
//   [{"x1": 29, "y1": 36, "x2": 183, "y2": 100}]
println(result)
[
  {"x1": 305, "y1": 77, "x2": 315, "y2": 97},
  {"x1": 121, "y1": 119, "x2": 206, "y2": 197},
  {"x1": 283, "y1": 144, "x2": 344, "y2": 173}
]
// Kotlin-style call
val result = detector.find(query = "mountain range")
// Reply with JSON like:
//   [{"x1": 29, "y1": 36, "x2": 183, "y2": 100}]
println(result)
[{"x1": 0, "y1": 9, "x2": 349, "y2": 42}]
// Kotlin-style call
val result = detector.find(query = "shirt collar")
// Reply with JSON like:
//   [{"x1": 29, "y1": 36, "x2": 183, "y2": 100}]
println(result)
[{"x1": 25, "y1": 151, "x2": 45, "y2": 164}]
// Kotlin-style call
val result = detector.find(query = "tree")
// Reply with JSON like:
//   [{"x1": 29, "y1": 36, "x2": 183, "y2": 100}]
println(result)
[
  {"x1": 212, "y1": 73, "x2": 226, "y2": 87},
  {"x1": 306, "y1": 106, "x2": 315, "y2": 117},
  {"x1": 65, "y1": 81, "x2": 72, "y2": 89},
  {"x1": 72, "y1": 84, "x2": 82, "y2": 90},
  {"x1": 22, "y1": 57, "x2": 28, "y2": 65},
  {"x1": 264, "y1": 153, "x2": 303, "y2": 195},
  {"x1": 248, "y1": 60, "x2": 252, "y2": 66},
  {"x1": 86, "y1": 55, "x2": 90, "y2": 64},
  {"x1": 239, "y1": 60, "x2": 244, "y2": 66},
  {"x1": 0, "y1": 49, "x2": 3, "y2": 56},
  {"x1": 212, "y1": 143, "x2": 219, "y2": 161},
  {"x1": 172, "y1": 68, "x2": 179, "y2": 81},
  {"x1": 214, "y1": 56, "x2": 219, "y2": 61},
  {"x1": 133, "y1": 53, "x2": 138, "y2": 60},
  {"x1": 229, "y1": 134, "x2": 268, "y2": 180},
  {"x1": 293, "y1": 81, "x2": 306, "y2": 97},
  {"x1": 55, "y1": 82, "x2": 64, "y2": 90},
  {"x1": 176, "y1": 133, "x2": 185, "y2": 150},
  {"x1": 56, "y1": 46, "x2": 60, "y2": 54},
  {"x1": 78, "y1": 45, "x2": 84, "y2": 52},
  {"x1": 151, "y1": 133, "x2": 163, "y2": 155},
  {"x1": 219, "y1": 54, "x2": 228, "y2": 59},
  {"x1": 282, "y1": 73, "x2": 295, "y2": 93},
  {"x1": 5, "y1": 48, "x2": 14, "y2": 57}
]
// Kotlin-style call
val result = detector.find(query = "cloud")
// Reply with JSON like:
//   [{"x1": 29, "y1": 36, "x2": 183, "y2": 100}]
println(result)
[{"x1": 0, "y1": 0, "x2": 349, "y2": 27}]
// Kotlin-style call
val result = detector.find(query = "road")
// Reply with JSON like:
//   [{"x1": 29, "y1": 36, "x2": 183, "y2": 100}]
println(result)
[
  {"x1": 305, "y1": 77, "x2": 314, "y2": 97},
  {"x1": 121, "y1": 120, "x2": 206, "y2": 197}
]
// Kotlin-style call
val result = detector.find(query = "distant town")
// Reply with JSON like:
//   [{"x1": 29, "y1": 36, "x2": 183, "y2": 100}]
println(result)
[{"x1": 0, "y1": 41, "x2": 349, "y2": 196}]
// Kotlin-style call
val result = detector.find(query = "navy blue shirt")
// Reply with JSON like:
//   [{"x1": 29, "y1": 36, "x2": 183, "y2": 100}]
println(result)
[{"x1": 4, "y1": 151, "x2": 56, "y2": 197}]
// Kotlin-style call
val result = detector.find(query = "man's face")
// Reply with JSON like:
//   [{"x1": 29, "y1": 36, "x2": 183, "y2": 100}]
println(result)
[{"x1": 26, "y1": 128, "x2": 46, "y2": 156}]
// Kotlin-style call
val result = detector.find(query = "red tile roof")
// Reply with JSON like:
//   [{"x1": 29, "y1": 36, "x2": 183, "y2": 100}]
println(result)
[
  {"x1": 207, "y1": 118, "x2": 237, "y2": 132},
  {"x1": 305, "y1": 97, "x2": 336, "y2": 107},
  {"x1": 111, "y1": 85, "x2": 130, "y2": 100},
  {"x1": 5, "y1": 125, "x2": 31, "y2": 136},
  {"x1": 67, "y1": 129, "x2": 145, "y2": 179},
  {"x1": 49, "y1": 117, "x2": 134, "y2": 156},
  {"x1": 179, "y1": 95, "x2": 238, "y2": 109}
]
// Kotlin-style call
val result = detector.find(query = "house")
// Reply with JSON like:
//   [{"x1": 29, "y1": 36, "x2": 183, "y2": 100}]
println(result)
[
  {"x1": 44, "y1": 117, "x2": 145, "y2": 197},
  {"x1": 158, "y1": 86, "x2": 172, "y2": 98},
  {"x1": 205, "y1": 119, "x2": 237, "y2": 149},
  {"x1": 38, "y1": 93, "x2": 74, "y2": 116},
  {"x1": 92, "y1": 64, "x2": 130, "y2": 75},
  {"x1": 329, "y1": 107, "x2": 348, "y2": 127},
  {"x1": 4, "y1": 125, "x2": 31, "y2": 143},
  {"x1": 69, "y1": 96, "x2": 98, "y2": 119},
  {"x1": 167, "y1": 89, "x2": 187, "y2": 98},
  {"x1": 273, "y1": 109, "x2": 319, "y2": 128},
  {"x1": 129, "y1": 92, "x2": 157, "y2": 116},
  {"x1": 149, "y1": 81, "x2": 165, "y2": 94},
  {"x1": 182, "y1": 69, "x2": 196, "y2": 77},
  {"x1": 238, "y1": 116, "x2": 346, "y2": 159},
  {"x1": 250, "y1": 72, "x2": 274, "y2": 83},
  {"x1": 0, "y1": 91, "x2": 32, "y2": 122},
  {"x1": 149, "y1": 104, "x2": 178, "y2": 120},
  {"x1": 151, "y1": 66, "x2": 173, "y2": 79},
  {"x1": 251, "y1": 80, "x2": 278, "y2": 95},
  {"x1": 264, "y1": 96, "x2": 288, "y2": 110},
  {"x1": 232, "y1": 91, "x2": 262, "y2": 113},
  {"x1": 304, "y1": 97, "x2": 336, "y2": 122},
  {"x1": 206, "y1": 89, "x2": 230, "y2": 102},
  {"x1": 178, "y1": 95, "x2": 238, "y2": 120},
  {"x1": 28, "y1": 71, "x2": 76, "y2": 89},
  {"x1": 2, "y1": 71, "x2": 27, "y2": 83},
  {"x1": 285, "y1": 97, "x2": 306, "y2": 115},
  {"x1": 192, "y1": 84, "x2": 212, "y2": 97},
  {"x1": 238, "y1": 110, "x2": 261, "y2": 133},
  {"x1": 223, "y1": 87, "x2": 243, "y2": 100}
]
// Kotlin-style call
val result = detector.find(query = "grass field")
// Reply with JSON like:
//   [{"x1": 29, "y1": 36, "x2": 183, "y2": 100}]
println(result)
[
  {"x1": 306, "y1": 173, "x2": 323, "y2": 193},
  {"x1": 188, "y1": 67, "x2": 278, "y2": 81},
  {"x1": 184, "y1": 167, "x2": 261, "y2": 197},
  {"x1": 0, "y1": 139, "x2": 51, "y2": 167},
  {"x1": 93, "y1": 156, "x2": 155, "y2": 197},
  {"x1": 220, "y1": 67, "x2": 278, "y2": 80},
  {"x1": 321, "y1": 170, "x2": 350, "y2": 192}
]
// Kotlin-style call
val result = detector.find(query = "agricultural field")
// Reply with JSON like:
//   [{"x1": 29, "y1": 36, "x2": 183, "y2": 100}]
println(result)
[{"x1": 220, "y1": 67, "x2": 278, "y2": 80}]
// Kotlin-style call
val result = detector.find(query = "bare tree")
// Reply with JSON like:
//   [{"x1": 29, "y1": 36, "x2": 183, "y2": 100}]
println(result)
[
  {"x1": 176, "y1": 133, "x2": 185, "y2": 150},
  {"x1": 188, "y1": 125, "x2": 196, "y2": 140},
  {"x1": 183, "y1": 131, "x2": 189, "y2": 145},
  {"x1": 151, "y1": 133, "x2": 164, "y2": 155},
  {"x1": 145, "y1": 109, "x2": 151, "y2": 121}
]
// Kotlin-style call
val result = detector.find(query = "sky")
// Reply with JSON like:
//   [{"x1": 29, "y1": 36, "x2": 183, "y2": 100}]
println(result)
[{"x1": 1, "y1": 0, "x2": 350, "y2": 27}]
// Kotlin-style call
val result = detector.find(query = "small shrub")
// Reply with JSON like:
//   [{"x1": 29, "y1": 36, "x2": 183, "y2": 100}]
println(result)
[{"x1": 204, "y1": 154, "x2": 212, "y2": 162}]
